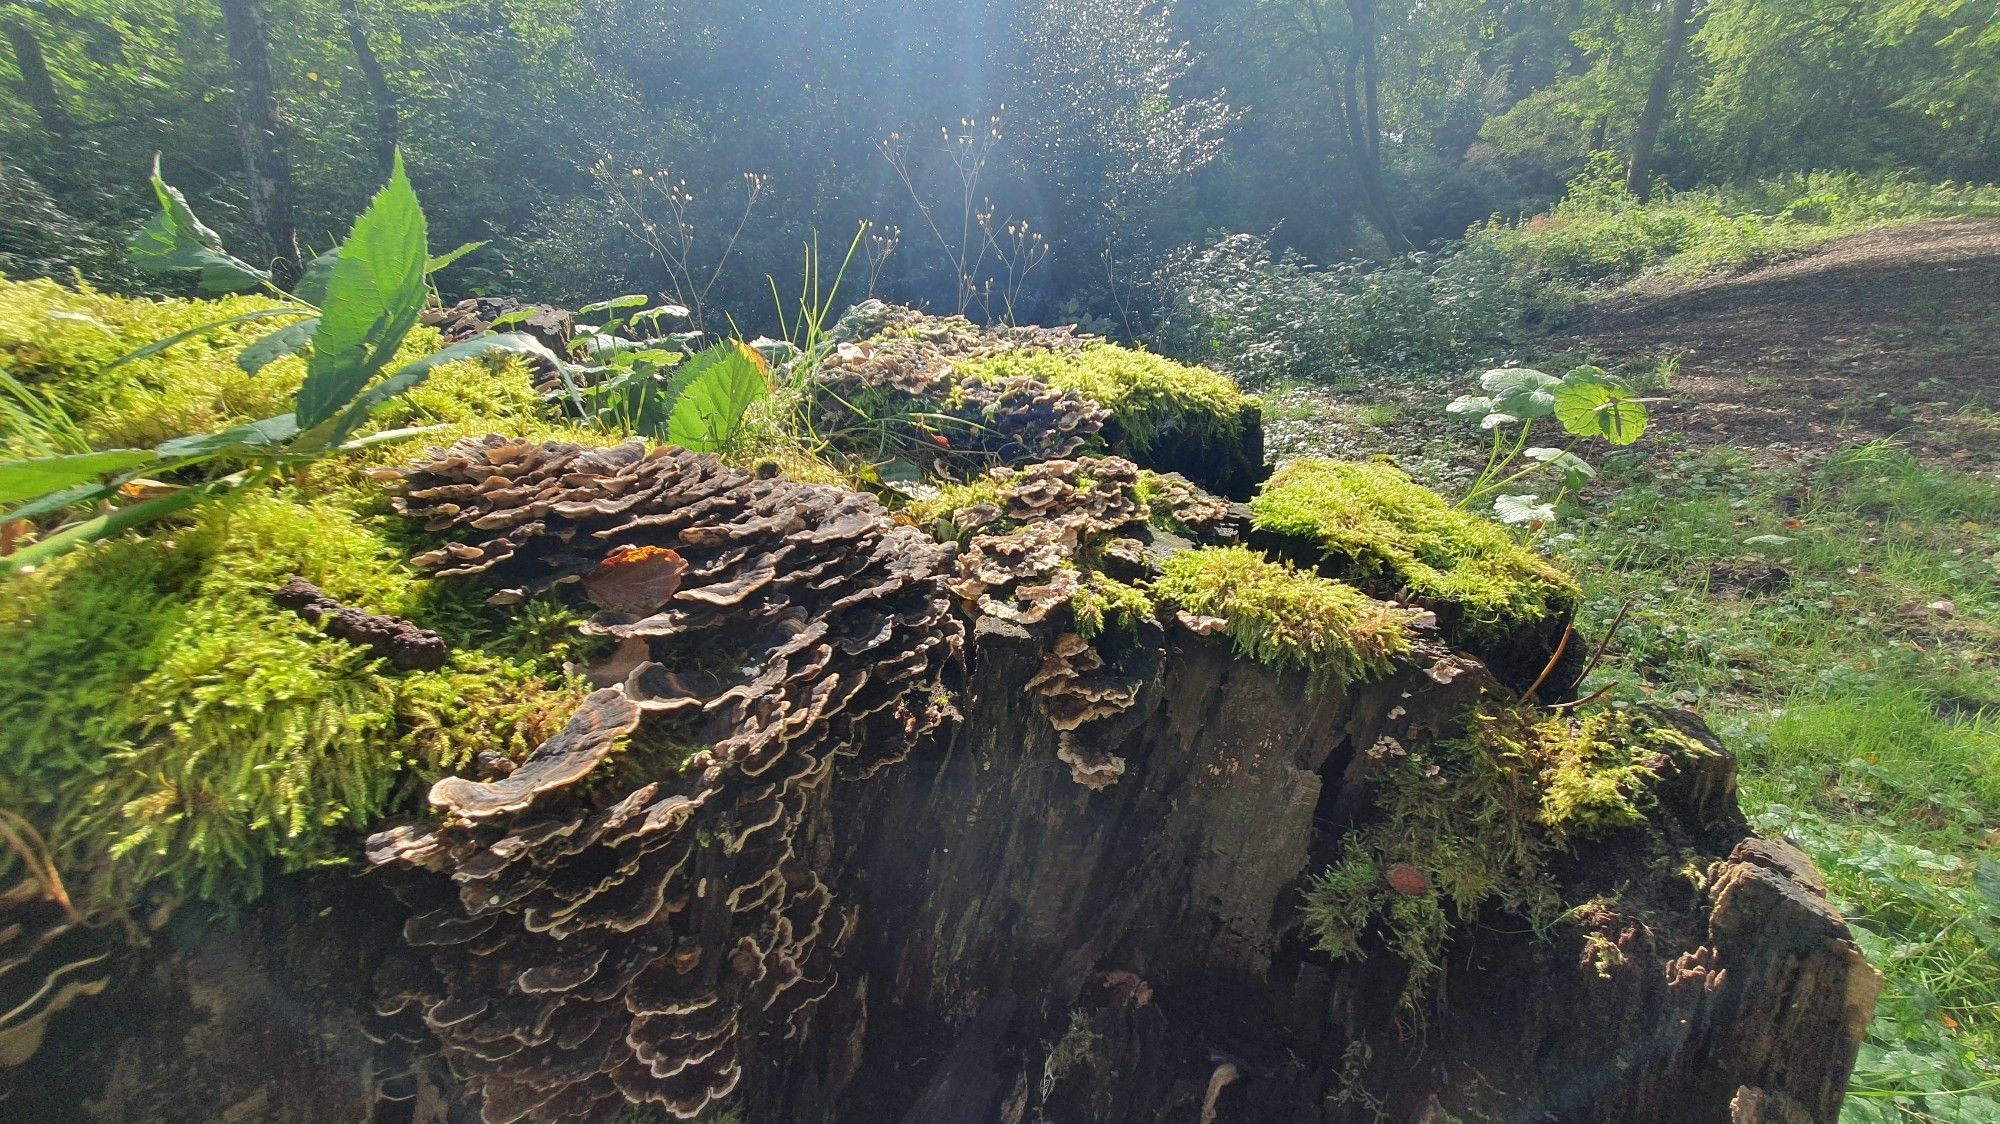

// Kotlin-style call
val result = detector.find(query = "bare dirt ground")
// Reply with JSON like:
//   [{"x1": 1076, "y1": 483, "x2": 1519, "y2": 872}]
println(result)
[{"x1": 1568, "y1": 217, "x2": 2000, "y2": 467}]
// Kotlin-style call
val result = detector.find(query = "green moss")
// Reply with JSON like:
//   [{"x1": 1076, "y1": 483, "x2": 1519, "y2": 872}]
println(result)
[
  {"x1": 954, "y1": 343, "x2": 1255, "y2": 454},
  {"x1": 1251, "y1": 459, "x2": 1579, "y2": 638},
  {"x1": 1301, "y1": 704, "x2": 1714, "y2": 1009},
  {"x1": 0, "y1": 283, "x2": 607, "y2": 909},
  {"x1": 899, "y1": 474, "x2": 1008, "y2": 538},
  {"x1": 1152, "y1": 546, "x2": 1414, "y2": 689},
  {"x1": 0, "y1": 490, "x2": 587, "y2": 907},
  {"x1": 1070, "y1": 571, "x2": 1154, "y2": 639}
]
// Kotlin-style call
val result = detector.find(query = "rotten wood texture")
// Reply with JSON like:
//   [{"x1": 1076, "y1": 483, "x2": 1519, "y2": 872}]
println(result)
[
  {"x1": 13, "y1": 567, "x2": 1874, "y2": 1124},
  {"x1": 745, "y1": 621, "x2": 1877, "y2": 1124}
]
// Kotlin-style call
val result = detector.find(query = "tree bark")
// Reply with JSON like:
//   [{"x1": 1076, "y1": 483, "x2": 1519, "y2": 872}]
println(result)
[
  {"x1": 1625, "y1": 0, "x2": 1697, "y2": 201},
  {"x1": 3, "y1": 14, "x2": 73, "y2": 136},
  {"x1": 218, "y1": 0, "x2": 302, "y2": 289},
  {"x1": 340, "y1": 0, "x2": 399, "y2": 179}
]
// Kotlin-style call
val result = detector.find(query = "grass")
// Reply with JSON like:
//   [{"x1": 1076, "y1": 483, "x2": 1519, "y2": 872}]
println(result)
[
  {"x1": 1473, "y1": 160, "x2": 2000, "y2": 290},
  {"x1": 1560, "y1": 442, "x2": 2000, "y2": 1122}
]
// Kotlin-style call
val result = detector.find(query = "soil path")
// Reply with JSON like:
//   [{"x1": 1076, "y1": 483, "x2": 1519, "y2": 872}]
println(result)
[{"x1": 1568, "y1": 217, "x2": 2000, "y2": 465}]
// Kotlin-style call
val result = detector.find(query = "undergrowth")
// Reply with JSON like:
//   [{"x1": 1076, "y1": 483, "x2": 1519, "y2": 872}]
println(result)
[
  {"x1": 1303, "y1": 704, "x2": 1711, "y2": 1010},
  {"x1": 1561, "y1": 442, "x2": 2000, "y2": 1121}
]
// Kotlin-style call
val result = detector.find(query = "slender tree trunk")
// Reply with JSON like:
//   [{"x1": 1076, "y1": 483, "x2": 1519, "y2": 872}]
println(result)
[
  {"x1": 1625, "y1": 0, "x2": 1696, "y2": 201},
  {"x1": 218, "y1": 0, "x2": 302, "y2": 288},
  {"x1": 3, "y1": 14, "x2": 73, "y2": 136},
  {"x1": 1299, "y1": 0, "x2": 1410, "y2": 252},
  {"x1": 340, "y1": 0, "x2": 398, "y2": 178}
]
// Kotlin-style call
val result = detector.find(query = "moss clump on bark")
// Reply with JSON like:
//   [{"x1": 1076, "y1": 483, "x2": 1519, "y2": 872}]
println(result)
[
  {"x1": 1302, "y1": 705, "x2": 1716, "y2": 1007},
  {"x1": 1251, "y1": 458, "x2": 1578, "y2": 639},
  {"x1": 0, "y1": 283, "x2": 604, "y2": 909},
  {"x1": 1152, "y1": 545, "x2": 1416, "y2": 689},
  {"x1": 954, "y1": 343, "x2": 1255, "y2": 456}
]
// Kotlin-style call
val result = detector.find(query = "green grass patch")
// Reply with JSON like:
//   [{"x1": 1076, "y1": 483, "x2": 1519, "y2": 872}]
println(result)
[
  {"x1": 1561, "y1": 442, "x2": 2000, "y2": 1121},
  {"x1": 1474, "y1": 162, "x2": 2000, "y2": 289}
]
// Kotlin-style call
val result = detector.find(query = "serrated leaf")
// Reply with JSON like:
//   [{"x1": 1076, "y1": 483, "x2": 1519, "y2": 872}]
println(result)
[
  {"x1": 1493, "y1": 493, "x2": 1557, "y2": 526},
  {"x1": 295, "y1": 152, "x2": 430, "y2": 428},
  {"x1": 127, "y1": 157, "x2": 270, "y2": 293},
  {"x1": 0, "y1": 448, "x2": 159, "y2": 505},
  {"x1": 104, "y1": 307, "x2": 311, "y2": 370},
  {"x1": 154, "y1": 414, "x2": 300, "y2": 459},
  {"x1": 238, "y1": 317, "x2": 319, "y2": 374},
  {"x1": 667, "y1": 341, "x2": 769, "y2": 453},
  {"x1": 1479, "y1": 412, "x2": 1521, "y2": 430},
  {"x1": 1446, "y1": 394, "x2": 1496, "y2": 416},
  {"x1": 295, "y1": 248, "x2": 340, "y2": 306},
  {"x1": 426, "y1": 240, "x2": 487, "y2": 274},
  {"x1": 1553, "y1": 378, "x2": 1649, "y2": 445},
  {"x1": 315, "y1": 333, "x2": 561, "y2": 450}
]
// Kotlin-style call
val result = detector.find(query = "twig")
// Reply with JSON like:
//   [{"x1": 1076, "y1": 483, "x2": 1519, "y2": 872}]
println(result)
[
  {"x1": 1567, "y1": 594, "x2": 1635, "y2": 696},
  {"x1": 1525, "y1": 616, "x2": 1574, "y2": 700}
]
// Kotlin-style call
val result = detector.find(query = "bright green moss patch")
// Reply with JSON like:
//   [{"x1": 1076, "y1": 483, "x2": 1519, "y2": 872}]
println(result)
[
  {"x1": 954, "y1": 343, "x2": 1255, "y2": 454},
  {"x1": 1070, "y1": 571, "x2": 1154, "y2": 639},
  {"x1": 1302, "y1": 704, "x2": 1714, "y2": 1008},
  {"x1": 0, "y1": 489, "x2": 589, "y2": 908},
  {"x1": 1251, "y1": 459, "x2": 1578, "y2": 638},
  {"x1": 1152, "y1": 545, "x2": 1415, "y2": 688},
  {"x1": 0, "y1": 283, "x2": 610, "y2": 910}
]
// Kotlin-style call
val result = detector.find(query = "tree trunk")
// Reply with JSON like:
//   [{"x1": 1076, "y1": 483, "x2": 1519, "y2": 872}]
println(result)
[
  {"x1": 218, "y1": 0, "x2": 302, "y2": 289},
  {"x1": 1299, "y1": 0, "x2": 1410, "y2": 253},
  {"x1": 3, "y1": 14, "x2": 73, "y2": 136},
  {"x1": 340, "y1": 0, "x2": 399, "y2": 179},
  {"x1": 1625, "y1": 0, "x2": 1697, "y2": 201}
]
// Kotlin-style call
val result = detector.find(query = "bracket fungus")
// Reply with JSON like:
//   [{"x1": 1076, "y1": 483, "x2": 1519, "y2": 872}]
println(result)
[{"x1": 367, "y1": 436, "x2": 962, "y2": 1123}]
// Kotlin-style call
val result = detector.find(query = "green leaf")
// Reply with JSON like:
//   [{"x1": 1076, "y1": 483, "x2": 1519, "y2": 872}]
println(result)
[
  {"x1": 295, "y1": 249, "x2": 340, "y2": 307},
  {"x1": 666, "y1": 341, "x2": 769, "y2": 453},
  {"x1": 153, "y1": 414, "x2": 300, "y2": 459},
  {"x1": 2, "y1": 480, "x2": 117, "y2": 523},
  {"x1": 1493, "y1": 493, "x2": 1556, "y2": 527},
  {"x1": 579, "y1": 294, "x2": 649, "y2": 314},
  {"x1": 1526, "y1": 446, "x2": 1596, "y2": 490},
  {"x1": 1479, "y1": 368, "x2": 1560, "y2": 419},
  {"x1": 1553, "y1": 378, "x2": 1649, "y2": 445},
  {"x1": 295, "y1": 152, "x2": 430, "y2": 429},
  {"x1": 126, "y1": 156, "x2": 270, "y2": 293},
  {"x1": 104, "y1": 307, "x2": 311, "y2": 371},
  {"x1": 426, "y1": 240, "x2": 488, "y2": 274},
  {"x1": 1446, "y1": 394, "x2": 1496, "y2": 417},
  {"x1": 2, "y1": 476, "x2": 229, "y2": 574},
  {"x1": 1974, "y1": 859, "x2": 2000, "y2": 917},
  {"x1": 237, "y1": 318, "x2": 319, "y2": 375},
  {"x1": 0, "y1": 448, "x2": 159, "y2": 505},
  {"x1": 315, "y1": 333, "x2": 562, "y2": 451}
]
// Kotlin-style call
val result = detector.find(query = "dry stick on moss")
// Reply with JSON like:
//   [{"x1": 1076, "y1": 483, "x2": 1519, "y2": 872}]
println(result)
[
  {"x1": 1524, "y1": 616, "x2": 1574, "y2": 700},
  {"x1": 1566, "y1": 594, "x2": 1635, "y2": 696}
]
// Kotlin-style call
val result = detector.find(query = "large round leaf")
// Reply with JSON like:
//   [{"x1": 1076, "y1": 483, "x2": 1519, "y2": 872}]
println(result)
[
  {"x1": 1478, "y1": 368, "x2": 1560, "y2": 420},
  {"x1": 1553, "y1": 379, "x2": 1649, "y2": 445}
]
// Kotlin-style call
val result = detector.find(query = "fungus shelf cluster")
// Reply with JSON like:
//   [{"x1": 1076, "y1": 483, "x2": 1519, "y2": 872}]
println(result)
[{"x1": 364, "y1": 436, "x2": 962, "y2": 1122}]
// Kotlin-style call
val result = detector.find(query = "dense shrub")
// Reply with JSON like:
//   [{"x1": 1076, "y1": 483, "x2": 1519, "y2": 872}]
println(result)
[{"x1": 1146, "y1": 232, "x2": 1545, "y2": 386}]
